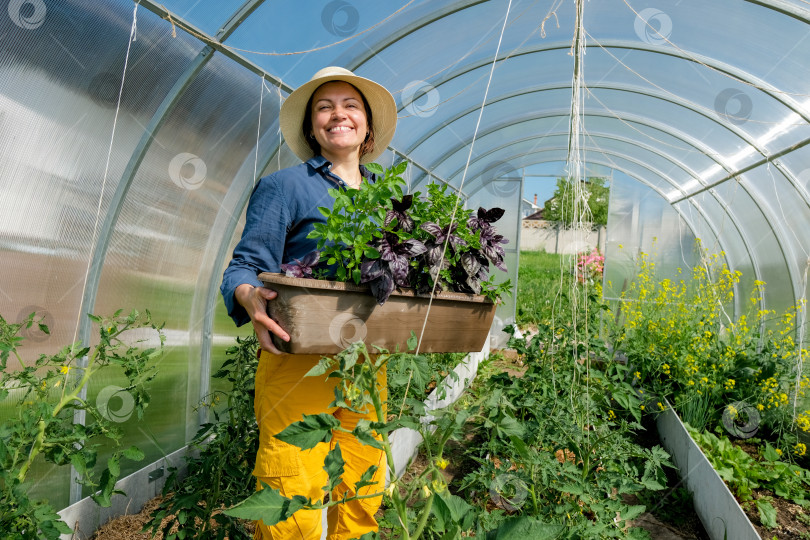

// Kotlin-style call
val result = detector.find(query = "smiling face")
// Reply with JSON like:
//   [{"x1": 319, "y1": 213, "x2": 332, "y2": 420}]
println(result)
[{"x1": 309, "y1": 81, "x2": 370, "y2": 163}]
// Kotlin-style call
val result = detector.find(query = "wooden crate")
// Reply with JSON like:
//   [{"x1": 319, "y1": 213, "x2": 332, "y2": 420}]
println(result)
[{"x1": 258, "y1": 272, "x2": 496, "y2": 354}]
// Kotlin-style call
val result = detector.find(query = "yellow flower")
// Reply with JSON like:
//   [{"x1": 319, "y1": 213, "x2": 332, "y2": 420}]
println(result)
[
  {"x1": 385, "y1": 481, "x2": 397, "y2": 497},
  {"x1": 775, "y1": 448, "x2": 782, "y2": 456},
  {"x1": 794, "y1": 443, "x2": 807, "y2": 457},
  {"x1": 756, "y1": 404, "x2": 764, "y2": 411},
  {"x1": 640, "y1": 405, "x2": 645, "y2": 411},
  {"x1": 421, "y1": 484, "x2": 431, "y2": 497},
  {"x1": 60, "y1": 365, "x2": 71, "y2": 375},
  {"x1": 436, "y1": 458, "x2": 449, "y2": 470},
  {"x1": 608, "y1": 410, "x2": 616, "y2": 420},
  {"x1": 431, "y1": 479, "x2": 446, "y2": 493},
  {"x1": 657, "y1": 402, "x2": 665, "y2": 411},
  {"x1": 634, "y1": 371, "x2": 641, "y2": 380}
]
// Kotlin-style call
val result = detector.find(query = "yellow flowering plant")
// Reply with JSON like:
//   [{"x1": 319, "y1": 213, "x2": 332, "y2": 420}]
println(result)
[{"x1": 610, "y1": 242, "x2": 809, "y2": 457}]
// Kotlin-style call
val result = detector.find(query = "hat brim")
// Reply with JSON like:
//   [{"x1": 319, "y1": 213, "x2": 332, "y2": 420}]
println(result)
[{"x1": 280, "y1": 67, "x2": 397, "y2": 165}]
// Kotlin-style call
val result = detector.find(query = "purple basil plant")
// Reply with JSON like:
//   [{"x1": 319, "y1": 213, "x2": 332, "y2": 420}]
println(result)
[
  {"x1": 280, "y1": 250, "x2": 320, "y2": 278},
  {"x1": 360, "y1": 232, "x2": 426, "y2": 305}
]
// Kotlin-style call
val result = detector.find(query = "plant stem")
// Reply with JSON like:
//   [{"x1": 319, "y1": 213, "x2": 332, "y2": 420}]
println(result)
[
  {"x1": 16, "y1": 345, "x2": 98, "y2": 482},
  {"x1": 410, "y1": 490, "x2": 434, "y2": 539},
  {"x1": 17, "y1": 419, "x2": 45, "y2": 481}
]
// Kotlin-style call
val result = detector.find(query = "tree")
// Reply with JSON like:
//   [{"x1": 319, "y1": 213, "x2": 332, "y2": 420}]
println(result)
[{"x1": 542, "y1": 176, "x2": 610, "y2": 227}]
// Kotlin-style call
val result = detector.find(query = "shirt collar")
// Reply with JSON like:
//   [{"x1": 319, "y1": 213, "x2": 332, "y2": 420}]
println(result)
[{"x1": 306, "y1": 155, "x2": 376, "y2": 182}]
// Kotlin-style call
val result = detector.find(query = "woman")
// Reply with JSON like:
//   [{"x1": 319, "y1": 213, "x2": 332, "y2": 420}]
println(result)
[{"x1": 220, "y1": 66, "x2": 397, "y2": 539}]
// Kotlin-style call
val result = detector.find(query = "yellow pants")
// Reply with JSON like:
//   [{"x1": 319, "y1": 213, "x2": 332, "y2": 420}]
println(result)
[{"x1": 252, "y1": 350, "x2": 387, "y2": 540}]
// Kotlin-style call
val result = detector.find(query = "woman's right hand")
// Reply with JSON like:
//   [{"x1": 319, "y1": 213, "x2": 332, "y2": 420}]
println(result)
[{"x1": 234, "y1": 284, "x2": 290, "y2": 354}]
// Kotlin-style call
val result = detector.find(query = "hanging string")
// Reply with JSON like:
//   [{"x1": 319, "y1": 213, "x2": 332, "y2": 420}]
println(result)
[
  {"x1": 253, "y1": 75, "x2": 265, "y2": 188},
  {"x1": 564, "y1": 0, "x2": 591, "y2": 439},
  {"x1": 72, "y1": 1, "x2": 138, "y2": 346},
  {"x1": 794, "y1": 260, "x2": 809, "y2": 421},
  {"x1": 396, "y1": 0, "x2": 514, "y2": 419},
  {"x1": 414, "y1": 0, "x2": 514, "y2": 356}
]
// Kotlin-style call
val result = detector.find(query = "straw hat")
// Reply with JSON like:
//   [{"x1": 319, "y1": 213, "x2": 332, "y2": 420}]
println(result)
[{"x1": 280, "y1": 66, "x2": 397, "y2": 164}]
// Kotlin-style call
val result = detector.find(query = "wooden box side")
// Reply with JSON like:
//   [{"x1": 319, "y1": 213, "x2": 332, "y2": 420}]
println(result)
[{"x1": 260, "y1": 274, "x2": 495, "y2": 354}]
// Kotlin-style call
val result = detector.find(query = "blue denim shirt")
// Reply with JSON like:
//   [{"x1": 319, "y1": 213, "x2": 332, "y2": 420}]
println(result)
[{"x1": 220, "y1": 156, "x2": 373, "y2": 326}]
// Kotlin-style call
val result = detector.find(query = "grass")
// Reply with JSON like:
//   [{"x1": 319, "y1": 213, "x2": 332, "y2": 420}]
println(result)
[{"x1": 515, "y1": 250, "x2": 575, "y2": 328}]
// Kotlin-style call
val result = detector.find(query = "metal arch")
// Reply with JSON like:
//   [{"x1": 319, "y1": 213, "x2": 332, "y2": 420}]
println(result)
[
  {"x1": 481, "y1": 149, "x2": 756, "y2": 303},
  {"x1": 457, "y1": 136, "x2": 797, "y2": 299},
  {"x1": 71, "y1": 0, "x2": 272, "y2": 505},
  {"x1": 398, "y1": 81, "x2": 810, "y2": 211},
  {"x1": 462, "y1": 129, "x2": 719, "y2": 199},
  {"x1": 458, "y1": 141, "x2": 770, "y2": 289},
  {"x1": 460, "y1": 132, "x2": 701, "y2": 199},
  {"x1": 430, "y1": 109, "x2": 719, "y2": 193},
  {"x1": 352, "y1": 25, "x2": 808, "y2": 125},
  {"x1": 743, "y1": 0, "x2": 810, "y2": 23},
  {"x1": 338, "y1": 0, "x2": 490, "y2": 70},
  {"x1": 418, "y1": 104, "x2": 804, "y2": 301},
  {"x1": 198, "y1": 123, "x2": 286, "y2": 430}
]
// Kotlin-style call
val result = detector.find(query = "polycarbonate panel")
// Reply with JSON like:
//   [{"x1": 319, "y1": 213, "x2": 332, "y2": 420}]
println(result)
[
  {"x1": 739, "y1": 164, "x2": 810, "y2": 291},
  {"x1": 0, "y1": 0, "x2": 202, "y2": 505},
  {"x1": 89, "y1": 48, "x2": 278, "y2": 486},
  {"x1": 603, "y1": 174, "x2": 697, "y2": 302},
  {"x1": 675, "y1": 199, "x2": 757, "y2": 317},
  {"x1": 697, "y1": 183, "x2": 795, "y2": 315},
  {"x1": 591, "y1": 0, "x2": 810, "y2": 118}
]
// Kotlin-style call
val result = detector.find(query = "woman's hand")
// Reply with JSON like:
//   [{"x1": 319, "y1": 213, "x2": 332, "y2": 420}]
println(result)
[{"x1": 234, "y1": 284, "x2": 290, "y2": 354}]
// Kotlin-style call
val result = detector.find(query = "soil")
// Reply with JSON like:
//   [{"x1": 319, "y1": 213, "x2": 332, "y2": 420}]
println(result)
[{"x1": 729, "y1": 440, "x2": 810, "y2": 540}]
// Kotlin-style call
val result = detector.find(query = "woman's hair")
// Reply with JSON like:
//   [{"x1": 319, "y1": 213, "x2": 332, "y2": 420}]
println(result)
[{"x1": 302, "y1": 81, "x2": 375, "y2": 160}]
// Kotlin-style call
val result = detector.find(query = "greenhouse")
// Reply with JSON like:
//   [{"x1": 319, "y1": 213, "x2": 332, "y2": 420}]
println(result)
[{"x1": 1, "y1": 0, "x2": 809, "y2": 538}]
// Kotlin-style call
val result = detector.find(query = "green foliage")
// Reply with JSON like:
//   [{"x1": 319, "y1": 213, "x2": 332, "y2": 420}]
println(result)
[
  {"x1": 309, "y1": 161, "x2": 407, "y2": 283},
  {"x1": 688, "y1": 429, "x2": 810, "y2": 509},
  {"x1": 610, "y1": 242, "x2": 810, "y2": 452},
  {"x1": 0, "y1": 310, "x2": 162, "y2": 539},
  {"x1": 146, "y1": 334, "x2": 260, "y2": 540},
  {"x1": 542, "y1": 177, "x2": 610, "y2": 227},
  {"x1": 515, "y1": 250, "x2": 579, "y2": 328},
  {"x1": 458, "y1": 316, "x2": 670, "y2": 538},
  {"x1": 308, "y1": 161, "x2": 512, "y2": 303}
]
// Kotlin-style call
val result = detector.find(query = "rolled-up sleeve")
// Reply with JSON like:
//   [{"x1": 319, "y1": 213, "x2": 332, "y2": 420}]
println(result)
[{"x1": 220, "y1": 176, "x2": 290, "y2": 326}]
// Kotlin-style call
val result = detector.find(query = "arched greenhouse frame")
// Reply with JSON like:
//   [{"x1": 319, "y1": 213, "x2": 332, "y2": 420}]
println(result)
[{"x1": 1, "y1": 1, "x2": 809, "y2": 538}]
